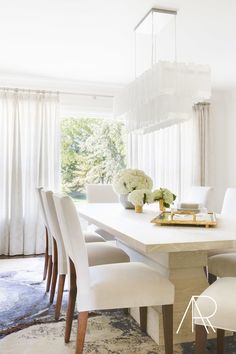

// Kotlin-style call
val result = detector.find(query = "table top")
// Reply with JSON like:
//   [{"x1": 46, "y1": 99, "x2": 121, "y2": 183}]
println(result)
[{"x1": 77, "y1": 203, "x2": 236, "y2": 253}]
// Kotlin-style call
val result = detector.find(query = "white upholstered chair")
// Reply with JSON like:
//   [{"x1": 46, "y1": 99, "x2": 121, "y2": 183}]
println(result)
[
  {"x1": 220, "y1": 188, "x2": 236, "y2": 216},
  {"x1": 41, "y1": 190, "x2": 69, "y2": 314},
  {"x1": 86, "y1": 184, "x2": 118, "y2": 203},
  {"x1": 53, "y1": 194, "x2": 175, "y2": 354},
  {"x1": 41, "y1": 190, "x2": 105, "y2": 305},
  {"x1": 86, "y1": 184, "x2": 118, "y2": 240},
  {"x1": 181, "y1": 186, "x2": 213, "y2": 208},
  {"x1": 208, "y1": 188, "x2": 236, "y2": 283},
  {"x1": 42, "y1": 190, "x2": 129, "y2": 331},
  {"x1": 36, "y1": 187, "x2": 53, "y2": 292},
  {"x1": 195, "y1": 277, "x2": 236, "y2": 354}
]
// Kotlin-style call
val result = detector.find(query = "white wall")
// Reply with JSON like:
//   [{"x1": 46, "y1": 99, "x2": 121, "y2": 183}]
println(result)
[{"x1": 210, "y1": 89, "x2": 236, "y2": 211}]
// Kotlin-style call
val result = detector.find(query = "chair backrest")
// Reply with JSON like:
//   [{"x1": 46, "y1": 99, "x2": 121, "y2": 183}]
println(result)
[
  {"x1": 53, "y1": 193, "x2": 90, "y2": 294},
  {"x1": 221, "y1": 188, "x2": 236, "y2": 216},
  {"x1": 36, "y1": 186, "x2": 48, "y2": 227},
  {"x1": 86, "y1": 184, "x2": 118, "y2": 203},
  {"x1": 41, "y1": 190, "x2": 67, "y2": 274},
  {"x1": 182, "y1": 186, "x2": 213, "y2": 207}
]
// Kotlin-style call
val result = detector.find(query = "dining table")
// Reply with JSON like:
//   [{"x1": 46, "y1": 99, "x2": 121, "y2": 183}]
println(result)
[{"x1": 77, "y1": 203, "x2": 236, "y2": 345}]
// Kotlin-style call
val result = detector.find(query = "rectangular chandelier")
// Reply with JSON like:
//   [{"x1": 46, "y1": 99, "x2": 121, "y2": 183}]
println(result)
[{"x1": 114, "y1": 8, "x2": 211, "y2": 133}]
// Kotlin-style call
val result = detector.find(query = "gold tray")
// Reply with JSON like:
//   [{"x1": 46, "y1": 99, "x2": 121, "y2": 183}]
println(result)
[{"x1": 151, "y1": 211, "x2": 217, "y2": 228}]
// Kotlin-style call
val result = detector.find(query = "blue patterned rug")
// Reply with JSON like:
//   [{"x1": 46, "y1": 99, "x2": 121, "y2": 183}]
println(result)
[
  {"x1": 0, "y1": 257, "x2": 68, "y2": 338},
  {"x1": 0, "y1": 257, "x2": 236, "y2": 353}
]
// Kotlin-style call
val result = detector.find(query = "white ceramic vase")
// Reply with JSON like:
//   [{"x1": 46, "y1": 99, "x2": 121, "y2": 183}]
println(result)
[{"x1": 119, "y1": 194, "x2": 135, "y2": 209}]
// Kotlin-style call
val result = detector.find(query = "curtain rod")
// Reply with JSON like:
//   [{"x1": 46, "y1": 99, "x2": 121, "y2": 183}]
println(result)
[{"x1": 0, "y1": 86, "x2": 114, "y2": 99}]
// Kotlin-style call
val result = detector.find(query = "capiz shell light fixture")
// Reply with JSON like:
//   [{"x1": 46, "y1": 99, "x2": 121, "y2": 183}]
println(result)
[{"x1": 114, "y1": 8, "x2": 211, "y2": 133}]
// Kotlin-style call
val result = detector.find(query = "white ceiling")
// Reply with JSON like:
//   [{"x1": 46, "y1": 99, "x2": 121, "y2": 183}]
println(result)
[{"x1": 0, "y1": 0, "x2": 236, "y2": 90}]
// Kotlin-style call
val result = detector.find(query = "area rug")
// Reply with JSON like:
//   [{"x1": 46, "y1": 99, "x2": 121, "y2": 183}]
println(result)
[
  {"x1": 0, "y1": 257, "x2": 236, "y2": 354},
  {"x1": 0, "y1": 315, "x2": 168, "y2": 354},
  {"x1": 0, "y1": 257, "x2": 69, "y2": 337}
]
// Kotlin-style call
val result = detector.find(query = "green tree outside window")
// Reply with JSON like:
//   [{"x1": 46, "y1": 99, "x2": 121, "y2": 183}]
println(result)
[{"x1": 61, "y1": 117, "x2": 126, "y2": 200}]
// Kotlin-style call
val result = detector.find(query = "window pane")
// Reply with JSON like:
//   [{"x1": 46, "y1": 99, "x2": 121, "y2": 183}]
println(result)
[{"x1": 61, "y1": 117, "x2": 126, "y2": 202}]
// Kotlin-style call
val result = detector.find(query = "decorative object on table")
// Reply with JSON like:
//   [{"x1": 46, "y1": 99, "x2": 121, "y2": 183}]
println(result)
[
  {"x1": 152, "y1": 188, "x2": 176, "y2": 211},
  {"x1": 119, "y1": 193, "x2": 134, "y2": 209},
  {"x1": 151, "y1": 211, "x2": 217, "y2": 228},
  {"x1": 177, "y1": 202, "x2": 203, "y2": 213},
  {"x1": 128, "y1": 189, "x2": 153, "y2": 213},
  {"x1": 113, "y1": 169, "x2": 153, "y2": 209}
]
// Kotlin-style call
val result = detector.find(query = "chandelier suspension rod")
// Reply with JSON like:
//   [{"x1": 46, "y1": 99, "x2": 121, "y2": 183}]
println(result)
[
  {"x1": 151, "y1": 10, "x2": 154, "y2": 67},
  {"x1": 134, "y1": 7, "x2": 178, "y2": 77},
  {"x1": 174, "y1": 15, "x2": 177, "y2": 62}
]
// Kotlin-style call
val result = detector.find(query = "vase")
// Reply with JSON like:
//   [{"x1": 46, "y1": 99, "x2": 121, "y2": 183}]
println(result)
[
  {"x1": 135, "y1": 205, "x2": 143, "y2": 213},
  {"x1": 159, "y1": 199, "x2": 166, "y2": 212},
  {"x1": 119, "y1": 194, "x2": 135, "y2": 209}
]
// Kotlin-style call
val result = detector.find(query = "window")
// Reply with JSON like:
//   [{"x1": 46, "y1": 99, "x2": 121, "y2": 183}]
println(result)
[{"x1": 61, "y1": 117, "x2": 126, "y2": 201}]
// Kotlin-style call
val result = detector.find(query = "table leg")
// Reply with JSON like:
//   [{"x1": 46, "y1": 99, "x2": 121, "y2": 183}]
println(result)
[
  {"x1": 167, "y1": 251, "x2": 209, "y2": 344},
  {"x1": 130, "y1": 250, "x2": 211, "y2": 345}
]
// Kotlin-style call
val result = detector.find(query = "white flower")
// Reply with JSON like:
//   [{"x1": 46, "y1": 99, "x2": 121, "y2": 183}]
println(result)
[
  {"x1": 113, "y1": 169, "x2": 153, "y2": 194},
  {"x1": 128, "y1": 189, "x2": 154, "y2": 207},
  {"x1": 163, "y1": 189, "x2": 175, "y2": 204},
  {"x1": 152, "y1": 189, "x2": 163, "y2": 201},
  {"x1": 152, "y1": 188, "x2": 176, "y2": 207}
]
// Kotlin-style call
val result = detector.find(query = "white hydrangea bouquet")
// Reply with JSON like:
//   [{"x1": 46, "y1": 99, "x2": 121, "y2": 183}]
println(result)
[
  {"x1": 152, "y1": 187, "x2": 176, "y2": 211},
  {"x1": 128, "y1": 189, "x2": 153, "y2": 213},
  {"x1": 113, "y1": 169, "x2": 153, "y2": 209}
]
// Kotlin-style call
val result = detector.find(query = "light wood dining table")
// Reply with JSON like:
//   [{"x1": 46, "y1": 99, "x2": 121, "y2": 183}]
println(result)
[{"x1": 77, "y1": 203, "x2": 236, "y2": 345}]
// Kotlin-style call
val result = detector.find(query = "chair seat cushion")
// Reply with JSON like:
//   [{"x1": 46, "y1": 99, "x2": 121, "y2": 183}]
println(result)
[
  {"x1": 208, "y1": 253, "x2": 236, "y2": 277},
  {"x1": 195, "y1": 277, "x2": 236, "y2": 331},
  {"x1": 86, "y1": 242, "x2": 129, "y2": 267},
  {"x1": 84, "y1": 231, "x2": 105, "y2": 243},
  {"x1": 77, "y1": 262, "x2": 174, "y2": 312}
]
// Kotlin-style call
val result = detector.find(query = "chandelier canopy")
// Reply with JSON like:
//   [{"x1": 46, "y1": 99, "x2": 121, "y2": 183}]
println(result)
[{"x1": 114, "y1": 8, "x2": 211, "y2": 133}]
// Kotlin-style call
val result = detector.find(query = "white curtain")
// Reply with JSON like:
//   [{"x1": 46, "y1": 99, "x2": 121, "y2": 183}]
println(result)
[
  {"x1": 192, "y1": 103, "x2": 210, "y2": 186},
  {"x1": 127, "y1": 103, "x2": 211, "y2": 201},
  {"x1": 0, "y1": 89, "x2": 60, "y2": 255},
  {"x1": 127, "y1": 118, "x2": 195, "y2": 201}
]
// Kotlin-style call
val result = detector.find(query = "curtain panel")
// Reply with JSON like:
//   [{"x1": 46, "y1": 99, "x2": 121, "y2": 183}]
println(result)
[
  {"x1": 0, "y1": 90, "x2": 60, "y2": 255},
  {"x1": 127, "y1": 103, "x2": 211, "y2": 200},
  {"x1": 127, "y1": 119, "x2": 194, "y2": 200},
  {"x1": 192, "y1": 103, "x2": 211, "y2": 186}
]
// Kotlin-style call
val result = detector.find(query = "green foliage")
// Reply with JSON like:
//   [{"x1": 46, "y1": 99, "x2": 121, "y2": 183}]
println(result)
[{"x1": 61, "y1": 117, "x2": 126, "y2": 193}]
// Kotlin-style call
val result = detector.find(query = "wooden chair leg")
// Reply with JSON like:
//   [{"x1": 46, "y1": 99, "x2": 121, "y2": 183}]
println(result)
[
  {"x1": 195, "y1": 324, "x2": 207, "y2": 354},
  {"x1": 50, "y1": 238, "x2": 58, "y2": 303},
  {"x1": 217, "y1": 328, "x2": 225, "y2": 354},
  {"x1": 65, "y1": 258, "x2": 77, "y2": 343},
  {"x1": 76, "y1": 312, "x2": 88, "y2": 354},
  {"x1": 46, "y1": 255, "x2": 53, "y2": 292},
  {"x1": 55, "y1": 274, "x2": 66, "y2": 320},
  {"x1": 208, "y1": 273, "x2": 217, "y2": 285},
  {"x1": 139, "y1": 306, "x2": 147, "y2": 332},
  {"x1": 43, "y1": 227, "x2": 49, "y2": 280},
  {"x1": 162, "y1": 304, "x2": 173, "y2": 354}
]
